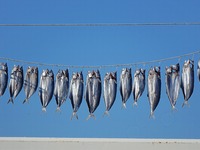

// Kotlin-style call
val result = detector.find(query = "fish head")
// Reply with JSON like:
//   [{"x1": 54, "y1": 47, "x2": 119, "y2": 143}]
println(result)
[
  {"x1": 87, "y1": 71, "x2": 94, "y2": 78},
  {"x1": 95, "y1": 70, "x2": 101, "y2": 79},
  {"x1": 48, "y1": 70, "x2": 54, "y2": 77},
  {"x1": 42, "y1": 69, "x2": 48, "y2": 77},
  {"x1": 78, "y1": 71, "x2": 83, "y2": 80},
  {"x1": 134, "y1": 69, "x2": 140, "y2": 77},
  {"x1": 0, "y1": 63, "x2": 8, "y2": 71},
  {"x1": 140, "y1": 69, "x2": 145, "y2": 75},
  {"x1": 34, "y1": 67, "x2": 38, "y2": 74},
  {"x1": 198, "y1": 60, "x2": 200, "y2": 69},
  {"x1": 165, "y1": 66, "x2": 172, "y2": 75},
  {"x1": 104, "y1": 72, "x2": 110, "y2": 80},
  {"x1": 56, "y1": 70, "x2": 62, "y2": 79},
  {"x1": 72, "y1": 72, "x2": 77, "y2": 80}
]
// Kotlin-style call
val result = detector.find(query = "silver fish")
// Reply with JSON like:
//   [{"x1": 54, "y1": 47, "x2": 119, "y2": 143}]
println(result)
[
  {"x1": 103, "y1": 72, "x2": 117, "y2": 116},
  {"x1": 197, "y1": 59, "x2": 200, "y2": 81},
  {"x1": 8, "y1": 65, "x2": 23, "y2": 104},
  {"x1": 147, "y1": 66, "x2": 161, "y2": 117},
  {"x1": 54, "y1": 69, "x2": 69, "y2": 111},
  {"x1": 85, "y1": 70, "x2": 101, "y2": 120},
  {"x1": 39, "y1": 69, "x2": 54, "y2": 112},
  {"x1": 23, "y1": 66, "x2": 38, "y2": 104},
  {"x1": 165, "y1": 64, "x2": 180, "y2": 109},
  {"x1": 132, "y1": 69, "x2": 145, "y2": 106},
  {"x1": 0, "y1": 63, "x2": 8, "y2": 97},
  {"x1": 181, "y1": 60, "x2": 194, "y2": 107},
  {"x1": 120, "y1": 68, "x2": 132, "y2": 108},
  {"x1": 69, "y1": 71, "x2": 84, "y2": 119}
]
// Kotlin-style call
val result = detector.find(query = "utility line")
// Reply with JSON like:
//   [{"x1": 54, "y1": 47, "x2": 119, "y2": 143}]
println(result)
[
  {"x1": 0, "y1": 51, "x2": 199, "y2": 69},
  {"x1": 0, "y1": 22, "x2": 200, "y2": 27}
]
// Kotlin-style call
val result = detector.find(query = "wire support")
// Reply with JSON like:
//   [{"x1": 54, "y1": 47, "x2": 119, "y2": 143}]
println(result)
[
  {"x1": 0, "y1": 22, "x2": 200, "y2": 27},
  {"x1": 0, "y1": 51, "x2": 199, "y2": 69}
]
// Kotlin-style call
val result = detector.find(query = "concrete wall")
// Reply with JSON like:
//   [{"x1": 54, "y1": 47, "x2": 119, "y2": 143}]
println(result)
[{"x1": 0, "y1": 138, "x2": 200, "y2": 150}]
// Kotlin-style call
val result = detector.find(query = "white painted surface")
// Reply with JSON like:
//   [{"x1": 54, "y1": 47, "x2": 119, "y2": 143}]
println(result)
[{"x1": 0, "y1": 137, "x2": 200, "y2": 150}]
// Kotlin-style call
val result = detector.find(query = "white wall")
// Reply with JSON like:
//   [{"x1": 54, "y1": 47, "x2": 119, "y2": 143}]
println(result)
[{"x1": 0, "y1": 138, "x2": 200, "y2": 150}]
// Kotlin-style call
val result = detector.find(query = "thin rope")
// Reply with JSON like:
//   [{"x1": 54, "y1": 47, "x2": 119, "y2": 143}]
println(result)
[
  {"x1": 0, "y1": 51, "x2": 199, "y2": 69},
  {"x1": 0, "y1": 22, "x2": 200, "y2": 27}
]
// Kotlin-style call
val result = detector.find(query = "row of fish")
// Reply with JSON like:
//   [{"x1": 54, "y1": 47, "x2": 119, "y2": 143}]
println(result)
[{"x1": 0, "y1": 59, "x2": 197, "y2": 119}]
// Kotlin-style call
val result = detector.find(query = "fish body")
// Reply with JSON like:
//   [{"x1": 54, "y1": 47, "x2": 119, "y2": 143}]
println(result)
[
  {"x1": 54, "y1": 69, "x2": 69, "y2": 111},
  {"x1": 0, "y1": 63, "x2": 8, "y2": 97},
  {"x1": 171, "y1": 63, "x2": 180, "y2": 108},
  {"x1": 23, "y1": 66, "x2": 38, "y2": 103},
  {"x1": 69, "y1": 72, "x2": 84, "y2": 119},
  {"x1": 181, "y1": 60, "x2": 194, "y2": 106},
  {"x1": 39, "y1": 69, "x2": 54, "y2": 111},
  {"x1": 197, "y1": 59, "x2": 200, "y2": 81},
  {"x1": 147, "y1": 67, "x2": 161, "y2": 117},
  {"x1": 132, "y1": 69, "x2": 145, "y2": 106},
  {"x1": 85, "y1": 70, "x2": 101, "y2": 119},
  {"x1": 103, "y1": 72, "x2": 117, "y2": 115},
  {"x1": 8, "y1": 65, "x2": 24, "y2": 104},
  {"x1": 120, "y1": 68, "x2": 132, "y2": 108},
  {"x1": 165, "y1": 64, "x2": 180, "y2": 109}
]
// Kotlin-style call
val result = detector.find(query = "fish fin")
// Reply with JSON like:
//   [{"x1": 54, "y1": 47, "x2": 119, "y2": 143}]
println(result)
[
  {"x1": 56, "y1": 107, "x2": 61, "y2": 112},
  {"x1": 86, "y1": 113, "x2": 96, "y2": 120},
  {"x1": 182, "y1": 101, "x2": 190, "y2": 108},
  {"x1": 122, "y1": 103, "x2": 126, "y2": 109},
  {"x1": 149, "y1": 111, "x2": 155, "y2": 119},
  {"x1": 7, "y1": 98, "x2": 14, "y2": 104},
  {"x1": 71, "y1": 112, "x2": 78, "y2": 120},
  {"x1": 171, "y1": 106, "x2": 178, "y2": 112},
  {"x1": 171, "y1": 105, "x2": 178, "y2": 111},
  {"x1": 133, "y1": 101, "x2": 138, "y2": 107},
  {"x1": 23, "y1": 98, "x2": 28, "y2": 104},
  {"x1": 103, "y1": 111, "x2": 110, "y2": 117},
  {"x1": 42, "y1": 107, "x2": 47, "y2": 112}
]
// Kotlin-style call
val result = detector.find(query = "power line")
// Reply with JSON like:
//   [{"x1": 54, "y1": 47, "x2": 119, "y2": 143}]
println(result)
[
  {"x1": 0, "y1": 22, "x2": 200, "y2": 27},
  {"x1": 0, "y1": 51, "x2": 199, "y2": 69}
]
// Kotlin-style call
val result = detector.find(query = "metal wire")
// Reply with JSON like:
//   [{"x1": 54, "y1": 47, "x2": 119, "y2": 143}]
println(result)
[
  {"x1": 0, "y1": 51, "x2": 199, "y2": 69},
  {"x1": 0, "y1": 22, "x2": 200, "y2": 27}
]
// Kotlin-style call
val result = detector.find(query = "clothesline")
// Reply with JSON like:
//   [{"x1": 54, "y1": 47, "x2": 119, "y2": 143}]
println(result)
[
  {"x1": 0, "y1": 22, "x2": 200, "y2": 27},
  {"x1": 0, "y1": 51, "x2": 199, "y2": 69}
]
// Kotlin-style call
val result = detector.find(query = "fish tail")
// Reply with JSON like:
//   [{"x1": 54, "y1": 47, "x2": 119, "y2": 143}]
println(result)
[
  {"x1": 56, "y1": 107, "x2": 61, "y2": 112},
  {"x1": 23, "y1": 98, "x2": 28, "y2": 104},
  {"x1": 182, "y1": 101, "x2": 190, "y2": 107},
  {"x1": 103, "y1": 110, "x2": 110, "y2": 117},
  {"x1": 42, "y1": 107, "x2": 47, "y2": 112},
  {"x1": 122, "y1": 103, "x2": 126, "y2": 109},
  {"x1": 86, "y1": 113, "x2": 96, "y2": 120},
  {"x1": 172, "y1": 105, "x2": 178, "y2": 112},
  {"x1": 149, "y1": 111, "x2": 155, "y2": 119},
  {"x1": 71, "y1": 112, "x2": 78, "y2": 120},
  {"x1": 133, "y1": 101, "x2": 138, "y2": 107},
  {"x1": 7, "y1": 97, "x2": 14, "y2": 104}
]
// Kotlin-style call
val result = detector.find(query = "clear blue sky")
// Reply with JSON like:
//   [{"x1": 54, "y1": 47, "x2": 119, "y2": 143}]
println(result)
[{"x1": 0, "y1": 0, "x2": 200, "y2": 138}]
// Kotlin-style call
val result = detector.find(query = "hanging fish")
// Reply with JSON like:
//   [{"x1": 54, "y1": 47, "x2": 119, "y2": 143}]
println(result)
[
  {"x1": 103, "y1": 72, "x2": 117, "y2": 116},
  {"x1": 8, "y1": 65, "x2": 24, "y2": 104},
  {"x1": 85, "y1": 70, "x2": 101, "y2": 120},
  {"x1": 197, "y1": 59, "x2": 200, "y2": 81},
  {"x1": 165, "y1": 64, "x2": 180, "y2": 109},
  {"x1": 171, "y1": 63, "x2": 181, "y2": 109},
  {"x1": 165, "y1": 66, "x2": 172, "y2": 107},
  {"x1": 132, "y1": 69, "x2": 145, "y2": 106},
  {"x1": 54, "y1": 69, "x2": 69, "y2": 111},
  {"x1": 39, "y1": 69, "x2": 54, "y2": 112},
  {"x1": 120, "y1": 68, "x2": 132, "y2": 108},
  {"x1": 147, "y1": 66, "x2": 161, "y2": 117},
  {"x1": 0, "y1": 63, "x2": 8, "y2": 97},
  {"x1": 181, "y1": 60, "x2": 194, "y2": 107},
  {"x1": 23, "y1": 66, "x2": 38, "y2": 104},
  {"x1": 69, "y1": 71, "x2": 84, "y2": 119}
]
